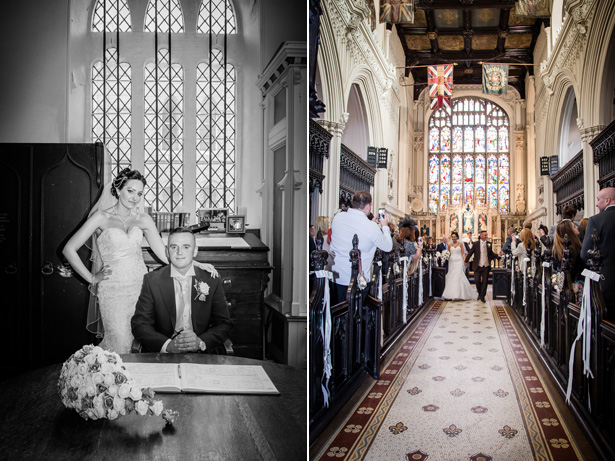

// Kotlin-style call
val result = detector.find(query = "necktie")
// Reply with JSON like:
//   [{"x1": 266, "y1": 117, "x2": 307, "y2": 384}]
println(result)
[{"x1": 175, "y1": 276, "x2": 189, "y2": 331}]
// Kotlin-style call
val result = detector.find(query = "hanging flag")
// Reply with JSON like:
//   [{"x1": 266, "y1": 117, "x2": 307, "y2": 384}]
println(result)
[
  {"x1": 428, "y1": 65, "x2": 453, "y2": 110},
  {"x1": 515, "y1": 0, "x2": 550, "y2": 18},
  {"x1": 482, "y1": 64, "x2": 508, "y2": 95},
  {"x1": 379, "y1": 0, "x2": 414, "y2": 24}
]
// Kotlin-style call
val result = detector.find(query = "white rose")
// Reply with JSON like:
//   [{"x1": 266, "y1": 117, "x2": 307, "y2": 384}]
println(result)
[
  {"x1": 113, "y1": 395, "x2": 126, "y2": 412},
  {"x1": 92, "y1": 346, "x2": 103, "y2": 355},
  {"x1": 100, "y1": 363, "x2": 114, "y2": 374},
  {"x1": 135, "y1": 400, "x2": 149, "y2": 416},
  {"x1": 92, "y1": 372, "x2": 104, "y2": 385},
  {"x1": 86, "y1": 409, "x2": 96, "y2": 420},
  {"x1": 78, "y1": 364, "x2": 88, "y2": 375},
  {"x1": 77, "y1": 386, "x2": 87, "y2": 399},
  {"x1": 97, "y1": 352, "x2": 108, "y2": 364},
  {"x1": 108, "y1": 384, "x2": 118, "y2": 396},
  {"x1": 70, "y1": 375, "x2": 81, "y2": 388},
  {"x1": 86, "y1": 384, "x2": 97, "y2": 397},
  {"x1": 107, "y1": 409, "x2": 119, "y2": 420},
  {"x1": 118, "y1": 383, "x2": 131, "y2": 399},
  {"x1": 151, "y1": 400, "x2": 163, "y2": 416},
  {"x1": 84, "y1": 354, "x2": 96, "y2": 366},
  {"x1": 103, "y1": 373, "x2": 115, "y2": 386},
  {"x1": 129, "y1": 386, "x2": 142, "y2": 401}
]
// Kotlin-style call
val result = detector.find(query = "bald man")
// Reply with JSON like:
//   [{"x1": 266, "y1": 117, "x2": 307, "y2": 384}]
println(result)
[{"x1": 581, "y1": 187, "x2": 615, "y2": 309}]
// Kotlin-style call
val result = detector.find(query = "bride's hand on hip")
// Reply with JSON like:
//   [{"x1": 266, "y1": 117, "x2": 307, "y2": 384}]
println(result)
[{"x1": 92, "y1": 265, "x2": 111, "y2": 284}]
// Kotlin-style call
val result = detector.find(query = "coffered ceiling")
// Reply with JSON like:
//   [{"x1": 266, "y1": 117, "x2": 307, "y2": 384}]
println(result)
[{"x1": 394, "y1": 0, "x2": 548, "y2": 99}]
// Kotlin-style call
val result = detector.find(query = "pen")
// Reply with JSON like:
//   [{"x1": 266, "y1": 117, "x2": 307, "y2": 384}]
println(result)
[{"x1": 171, "y1": 327, "x2": 184, "y2": 340}]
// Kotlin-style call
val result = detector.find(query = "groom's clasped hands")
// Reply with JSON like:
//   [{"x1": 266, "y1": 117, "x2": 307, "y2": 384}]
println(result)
[{"x1": 167, "y1": 330, "x2": 201, "y2": 353}]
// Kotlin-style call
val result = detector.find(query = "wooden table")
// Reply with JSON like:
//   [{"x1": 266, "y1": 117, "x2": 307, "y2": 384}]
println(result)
[{"x1": 0, "y1": 353, "x2": 306, "y2": 460}]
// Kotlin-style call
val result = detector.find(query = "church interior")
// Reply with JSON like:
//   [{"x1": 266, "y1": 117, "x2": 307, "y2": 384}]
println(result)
[{"x1": 309, "y1": 0, "x2": 615, "y2": 459}]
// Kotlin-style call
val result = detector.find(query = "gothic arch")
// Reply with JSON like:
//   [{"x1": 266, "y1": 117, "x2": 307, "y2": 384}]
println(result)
[
  {"x1": 582, "y1": 1, "x2": 615, "y2": 125},
  {"x1": 542, "y1": 70, "x2": 580, "y2": 160},
  {"x1": 344, "y1": 65, "x2": 384, "y2": 148},
  {"x1": 316, "y1": 9, "x2": 345, "y2": 124}
]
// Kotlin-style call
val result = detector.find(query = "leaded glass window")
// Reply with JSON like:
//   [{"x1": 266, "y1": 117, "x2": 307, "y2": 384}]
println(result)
[
  {"x1": 196, "y1": 50, "x2": 236, "y2": 210},
  {"x1": 92, "y1": 0, "x2": 131, "y2": 32},
  {"x1": 144, "y1": 0, "x2": 184, "y2": 33},
  {"x1": 197, "y1": 0, "x2": 237, "y2": 34},
  {"x1": 427, "y1": 97, "x2": 510, "y2": 214}
]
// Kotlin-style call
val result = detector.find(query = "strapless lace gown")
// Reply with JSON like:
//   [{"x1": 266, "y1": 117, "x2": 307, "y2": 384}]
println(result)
[
  {"x1": 441, "y1": 246, "x2": 476, "y2": 301},
  {"x1": 96, "y1": 227, "x2": 147, "y2": 353}
]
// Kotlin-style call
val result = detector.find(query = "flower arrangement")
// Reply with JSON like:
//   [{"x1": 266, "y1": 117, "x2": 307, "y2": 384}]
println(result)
[
  {"x1": 194, "y1": 279, "x2": 210, "y2": 301},
  {"x1": 439, "y1": 249, "x2": 451, "y2": 265},
  {"x1": 58, "y1": 345, "x2": 178, "y2": 424}
]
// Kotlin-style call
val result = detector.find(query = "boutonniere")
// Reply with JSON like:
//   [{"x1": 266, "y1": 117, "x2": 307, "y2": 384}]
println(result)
[{"x1": 194, "y1": 279, "x2": 210, "y2": 301}]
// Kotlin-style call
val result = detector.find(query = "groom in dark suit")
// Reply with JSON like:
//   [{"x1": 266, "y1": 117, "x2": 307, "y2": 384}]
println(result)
[
  {"x1": 131, "y1": 228, "x2": 233, "y2": 353},
  {"x1": 581, "y1": 187, "x2": 615, "y2": 309},
  {"x1": 465, "y1": 230, "x2": 498, "y2": 302}
]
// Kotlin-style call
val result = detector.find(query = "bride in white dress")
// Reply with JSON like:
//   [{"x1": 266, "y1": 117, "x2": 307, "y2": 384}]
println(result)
[
  {"x1": 441, "y1": 231, "x2": 476, "y2": 301},
  {"x1": 63, "y1": 169, "x2": 169, "y2": 353}
]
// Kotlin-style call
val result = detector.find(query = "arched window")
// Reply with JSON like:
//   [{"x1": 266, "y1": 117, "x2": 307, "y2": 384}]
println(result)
[
  {"x1": 90, "y1": 0, "x2": 239, "y2": 217},
  {"x1": 197, "y1": 0, "x2": 237, "y2": 34},
  {"x1": 428, "y1": 97, "x2": 510, "y2": 214}
]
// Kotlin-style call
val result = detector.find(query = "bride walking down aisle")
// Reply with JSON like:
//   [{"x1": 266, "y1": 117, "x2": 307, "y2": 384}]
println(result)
[{"x1": 441, "y1": 231, "x2": 476, "y2": 301}]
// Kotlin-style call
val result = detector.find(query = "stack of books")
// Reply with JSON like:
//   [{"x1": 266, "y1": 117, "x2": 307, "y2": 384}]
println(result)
[{"x1": 148, "y1": 211, "x2": 190, "y2": 233}]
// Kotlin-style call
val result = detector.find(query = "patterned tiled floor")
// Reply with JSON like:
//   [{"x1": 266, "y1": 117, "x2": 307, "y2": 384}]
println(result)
[{"x1": 315, "y1": 298, "x2": 584, "y2": 461}]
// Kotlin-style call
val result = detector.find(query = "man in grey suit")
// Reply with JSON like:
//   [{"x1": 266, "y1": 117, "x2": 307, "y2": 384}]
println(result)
[
  {"x1": 465, "y1": 230, "x2": 498, "y2": 302},
  {"x1": 581, "y1": 187, "x2": 615, "y2": 309}
]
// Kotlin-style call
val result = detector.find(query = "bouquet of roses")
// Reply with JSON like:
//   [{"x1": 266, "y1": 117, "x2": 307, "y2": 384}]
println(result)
[
  {"x1": 58, "y1": 345, "x2": 178, "y2": 424},
  {"x1": 440, "y1": 249, "x2": 451, "y2": 264}
]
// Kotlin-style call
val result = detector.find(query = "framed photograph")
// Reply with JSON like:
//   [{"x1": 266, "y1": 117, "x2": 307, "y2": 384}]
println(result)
[
  {"x1": 226, "y1": 215, "x2": 246, "y2": 234},
  {"x1": 197, "y1": 208, "x2": 228, "y2": 232}
]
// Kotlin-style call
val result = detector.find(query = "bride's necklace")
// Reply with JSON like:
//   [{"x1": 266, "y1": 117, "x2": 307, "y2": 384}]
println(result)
[{"x1": 114, "y1": 206, "x2": 132, "y2": 231}]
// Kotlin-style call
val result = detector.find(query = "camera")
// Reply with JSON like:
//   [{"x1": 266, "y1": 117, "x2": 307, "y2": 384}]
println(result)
[{"x1": 377, "y1": 208, "x2": 385, "y2": 222}]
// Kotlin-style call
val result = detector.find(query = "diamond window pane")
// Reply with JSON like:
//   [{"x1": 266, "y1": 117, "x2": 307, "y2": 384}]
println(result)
[
  {"x1": 92, "y1": 0, "x2": 132, "y2": 32},
  {"x1": 197, "y1": 0, "x2": 237, "y2": 34},
  {"x1": 196, "y1": 51, "x2": 236, "y2": 210},
  {"x1": 91, "y1": 48, "x2": 132, "y2": 173},
  {"x1": 144, "y1": 0, "x2": 184, "y2": 33},
  {"x1": 144, "y1": 49, "x2": 184, "y2": 212}
]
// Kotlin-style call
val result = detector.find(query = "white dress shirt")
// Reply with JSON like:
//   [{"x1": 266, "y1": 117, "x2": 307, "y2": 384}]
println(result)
[
  {"x1": 330, "y1": 208, "x2": 393, "y2": 285},
  {"x1": 161, "y1": 263, "x2": 196, "y2": 353}
]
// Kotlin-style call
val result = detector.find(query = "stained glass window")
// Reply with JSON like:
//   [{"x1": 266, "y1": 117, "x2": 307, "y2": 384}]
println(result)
[{"x1": 427, "y1": 97, "x2": 510, "y2": 214}]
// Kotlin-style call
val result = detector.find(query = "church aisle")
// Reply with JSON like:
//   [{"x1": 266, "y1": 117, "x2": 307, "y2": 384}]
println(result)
[{"x1": 313, "y1": 299, "x2": 590, "y2": 460}]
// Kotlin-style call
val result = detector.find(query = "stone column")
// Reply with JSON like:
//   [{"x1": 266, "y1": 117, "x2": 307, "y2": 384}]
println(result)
[
  {"x1": 320, "y1": 114, "x2": 348, "y2": 217},
  {"x1": 514, "y1": 131, "x2": 526, "y2": 214},
  {"x1": 579, "y1": 123, "x2": 605, "y2": 216}
]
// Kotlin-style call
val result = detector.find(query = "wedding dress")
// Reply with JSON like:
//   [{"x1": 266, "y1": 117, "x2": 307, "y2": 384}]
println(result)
[
  {"x1": 95, "y1": 227, "x2": 147, "y2": 353},
  {"x1": 441, "y1": 245, "x2": 475, "y2": 301}
]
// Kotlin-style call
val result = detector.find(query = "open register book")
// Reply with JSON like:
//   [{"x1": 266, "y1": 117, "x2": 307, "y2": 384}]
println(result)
[{"x1": 123, "y1": 362, "x2": 279, "y2": 395}]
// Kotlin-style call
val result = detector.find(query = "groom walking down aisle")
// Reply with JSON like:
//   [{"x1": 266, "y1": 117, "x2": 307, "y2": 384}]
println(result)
[
  {"x1": 465, "y1": 230, "x2": 498, "y2": 302},
  {"x1": 131, "y1": 228, "x2": 233, "y2": 353}
]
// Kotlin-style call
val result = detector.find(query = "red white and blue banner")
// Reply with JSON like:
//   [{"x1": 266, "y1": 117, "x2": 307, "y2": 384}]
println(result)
[{"x1": 428, "y1": 64, "x2": 453, "y2": 110}]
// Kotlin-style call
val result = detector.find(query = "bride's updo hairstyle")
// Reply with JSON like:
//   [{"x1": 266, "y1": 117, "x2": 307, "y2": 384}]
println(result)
[
  {"x1": 111, "y1": 168, "x2": 147, "y2": 199},
  {"x1": 451, "y1": 231, "x2": 459, "y2": 239}
]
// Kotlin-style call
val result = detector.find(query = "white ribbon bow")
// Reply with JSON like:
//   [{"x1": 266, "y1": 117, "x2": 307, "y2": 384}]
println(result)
[
  {"x1": 522, "y1": 257, "x2": 530, "y2": 311},
  {"x1": 566, "y1": 269, "x2": 601, "y2": 409},
  {"x1": 540, "y1": 261, "x2": 551, "y2": 348},
  {"x1": 400, "y1": 256, "x2": 409, "y2": 323},
  {"x1": 418, "y1": 257, "x2": 424, "y2": 306},
  {"x1": 312, "y1": 269, "x2": 334, "y2": 407}
]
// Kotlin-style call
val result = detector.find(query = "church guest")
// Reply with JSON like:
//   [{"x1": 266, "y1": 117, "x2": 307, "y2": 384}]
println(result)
[
  {"x1": 511, "y1": 228, "x2": 535, "y2": 273},
  {"x1": 330, "y1": 191, "x2": 392, "y2": 304},
  {"x1": 552, "y1": 221, "x2": 585, "y2": 297},
  {"x1": 465, "y1": 230, "x2": 498, "y2": 302},
  {"x1": 314, "y1": 216, "x2": 333, "y2": 271},
  {"x1": 581, "y1": 187, "x2": 615, "y2": 309},
  {"x1": 499, "y1": 226, "x2": 515, "y2": 255},
  {"x1": 537, "y1": 224, "x2": 550, "y2": 250},
  {"x1": 579, "y1": 217, "x2": 588, "y2": 242},
  {"x1": 436, "y1": 235, "x2": 449, "y2": 272},
  {"x1": 549, "y1": 204, "x2": 580, "y2": 239}
]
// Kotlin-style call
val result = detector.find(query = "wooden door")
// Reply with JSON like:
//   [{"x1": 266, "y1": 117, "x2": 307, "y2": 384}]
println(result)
[
  {"x1": 0, "y1": 145, "x2": 34, "y2": 378},
  {"x1": 30, "y1": 144, "x2": 104, "y2": 368}
]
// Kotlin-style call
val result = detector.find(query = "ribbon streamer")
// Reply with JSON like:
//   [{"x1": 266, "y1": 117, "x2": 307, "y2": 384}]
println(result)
[
  {"x1": 428, "y1": 255, "x2": 433, "y2": 297},
  {"x1": 522, "y1": 257, "x2": 530, "y2": 313},
  {"x1": 511, "y1": 258, "x2": 515, "y2": 298},
  {"x1": 540, "y1": 261, "x2": 551, "y2": 348},
  {"x1": 400, "y1": 256, "x2": 409, "y2": 323},
  {"x1": 418, "y1": 257, "x2": 424, "y2": 306},
  {"x1": 313, "y1": 269, "x2": 334, "y2": 407},
  {"x1": 566, "y1": 269, "x2": 601, "y2": 408}
]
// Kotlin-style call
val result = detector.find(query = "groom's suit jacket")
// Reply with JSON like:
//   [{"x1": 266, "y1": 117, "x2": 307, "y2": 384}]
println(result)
[
  {"x1": 131, "y1": 265, "x2": 233, "y2": 353},
  {"x1": 465, "y1": 240, "x2": 498, "y2": 272}
]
